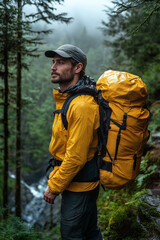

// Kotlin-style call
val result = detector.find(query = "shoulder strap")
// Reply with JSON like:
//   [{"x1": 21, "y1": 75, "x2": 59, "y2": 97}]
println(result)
[
  {"x1": 61, "y1": 92, "x2": 95, "y2": 130},
  {"x1": 98, "y1": 91, "x2": 112, "y2": 157}
]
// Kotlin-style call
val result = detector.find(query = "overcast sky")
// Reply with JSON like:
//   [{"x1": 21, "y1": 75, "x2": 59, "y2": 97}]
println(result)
[
  {"x1": 54, "y1": 0, "x2": 113, "y2": 34},
  {"x1": 25, "y1": 0, "x2": 113, "y2": 37}
]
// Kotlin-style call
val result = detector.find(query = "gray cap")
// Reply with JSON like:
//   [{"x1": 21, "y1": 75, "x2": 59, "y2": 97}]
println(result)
[{"x1": 45, "y1": 44, "x2": 87, "y2": 68}]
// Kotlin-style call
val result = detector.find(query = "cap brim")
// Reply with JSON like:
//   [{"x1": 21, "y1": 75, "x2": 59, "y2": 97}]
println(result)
[{"x1": 45, "y1": 50, "x2": 71, "y2": 58}]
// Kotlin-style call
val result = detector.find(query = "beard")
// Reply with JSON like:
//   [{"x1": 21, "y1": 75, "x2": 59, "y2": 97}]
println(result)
[
  {"x1": 52, "y1": 74, "x2": 74, "y2": 84},
  {"x1": 51, "y1": 69, "x2": 74, "y2": 85}
]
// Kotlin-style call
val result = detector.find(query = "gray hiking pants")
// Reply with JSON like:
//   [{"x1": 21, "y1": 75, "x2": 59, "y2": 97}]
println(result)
[{"x1": 61, "y1": 185, "x2": 103, "y2": 240}]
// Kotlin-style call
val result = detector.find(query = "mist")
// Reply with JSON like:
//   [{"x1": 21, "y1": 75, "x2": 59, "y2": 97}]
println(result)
[
  {"x1": 54, "y1": 0, "x2": 113, "y2": 34},
  {"x1": 30, "y1": 0, "x2": 113, "y2": 49}
]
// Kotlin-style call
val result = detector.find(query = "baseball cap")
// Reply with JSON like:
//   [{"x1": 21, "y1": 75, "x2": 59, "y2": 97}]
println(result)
[{"x1": 45, "y1": 44, "x2": 87, "y2": 68}]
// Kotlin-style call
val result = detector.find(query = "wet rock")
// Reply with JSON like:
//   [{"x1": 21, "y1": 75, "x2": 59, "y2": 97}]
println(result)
[
  {"x1": 152, "y1": 132, "x2": 160, "y2": 143},
  {"x1": 9, "y1": 174, "x2": 61, "y2": 228},
  {"x1": 34, "y1": 195, "x2": 61, "y2": 229}
]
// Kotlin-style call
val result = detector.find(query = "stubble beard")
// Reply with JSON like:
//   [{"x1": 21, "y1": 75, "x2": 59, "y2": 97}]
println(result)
[
  {"x1": 51, "y1": 75, "x2": 74, "y2": 84},
  {"x1": 51, "y1": 70, "x2": 74, "y2": 85}
]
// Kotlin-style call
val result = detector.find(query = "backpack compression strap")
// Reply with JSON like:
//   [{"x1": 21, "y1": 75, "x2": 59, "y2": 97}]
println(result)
[{"x1": 111, "y1": 113, "x2": 127, "y2": 160}]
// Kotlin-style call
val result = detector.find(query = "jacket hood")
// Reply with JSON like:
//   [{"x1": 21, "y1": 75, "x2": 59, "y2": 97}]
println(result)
[{"x1": 62, "y1": 75, "x2": 97, "y2": 96}]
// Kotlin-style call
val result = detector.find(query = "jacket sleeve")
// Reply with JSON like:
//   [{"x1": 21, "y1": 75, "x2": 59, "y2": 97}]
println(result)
[{"x1": 48, "y1": 97, "x2": 99, "y2": 194}]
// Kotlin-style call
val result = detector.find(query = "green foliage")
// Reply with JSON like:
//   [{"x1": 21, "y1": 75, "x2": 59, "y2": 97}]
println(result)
[
  {"x1": 142, "y1": 65, "x2": 160, "y2": 103},
  {"x1": 0, "y1": 214, "x2": 38, "y2": 240},
  {"x1": 40, "y1": 224, "x2": 61, "y2": 240},
  {"x1": 0, "y1": 167, "x2": 3, "y2": 208},
  {"x1": 102, "y1": 8, "x2": 160, "y2": 74},
  {"x1": 136, "y1": 158, "x2": 158, "y2": 188},
  {"x1": 148, "y1": 100, "x2": 160, "y2": 132},
  {"x1": 0, "y1": 210, "x2": 62, "y2": 240},
  {"x1": 101, "y1": 2, "x2": 160, "y2": 103},
  {"x1": 110, "y1": 0, "x2": 160, "y2": 26}
]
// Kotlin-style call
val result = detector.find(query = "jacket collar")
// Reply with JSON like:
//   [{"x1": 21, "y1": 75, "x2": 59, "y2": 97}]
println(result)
[
  {"x1": 53, "y1": 89, "x2": 70, "y2": 103},
  {"x1": 53, "y1": 75, "x2": 97, "y2": 102},
  {"x1": 63, "y1": 75, "x2": 97, "y2": 95}
]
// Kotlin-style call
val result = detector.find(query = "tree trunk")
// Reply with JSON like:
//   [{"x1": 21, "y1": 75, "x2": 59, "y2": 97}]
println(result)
[
  {"x1": 15, "y1": 0, "x2": 22, "y2": 218},
  {"x1": 3, "y1": 0, "x2": 9, "y2": 219}
]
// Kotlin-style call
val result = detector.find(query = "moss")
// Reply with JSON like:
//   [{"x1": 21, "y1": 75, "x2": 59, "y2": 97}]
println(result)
[
  {"x1": 137, "y1": 201, "x2": 160, "y2": 237},
  {"x1": 103, "y1": 199, "x2": 160, "y2": 240},
  {"x1": 106, "y1": 205, "x2": 143, "y2": 240}
]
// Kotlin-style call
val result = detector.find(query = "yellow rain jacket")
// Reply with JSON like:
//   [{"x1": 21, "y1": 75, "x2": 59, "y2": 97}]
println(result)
[{"x1": 48, "y1": 79, "x2": 100, "y2": 195}]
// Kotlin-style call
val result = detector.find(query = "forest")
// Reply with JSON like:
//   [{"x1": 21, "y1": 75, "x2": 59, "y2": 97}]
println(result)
[{"x1": 0, "y1": 0, "x2": 160, "y2": 239}]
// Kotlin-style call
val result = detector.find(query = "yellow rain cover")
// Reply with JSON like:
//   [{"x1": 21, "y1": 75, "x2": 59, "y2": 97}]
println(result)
[{"x1": 97, "y1": 70, "x2": 150, "y2": 189}]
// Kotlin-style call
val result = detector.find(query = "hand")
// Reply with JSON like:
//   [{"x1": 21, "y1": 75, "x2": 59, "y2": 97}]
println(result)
[{"x1": 43, "y1": 188, "x2": 57, "y2": 204}]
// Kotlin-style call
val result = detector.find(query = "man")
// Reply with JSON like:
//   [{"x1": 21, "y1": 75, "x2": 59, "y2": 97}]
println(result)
[{"x1": 43, "y1": 44, "x2": 103, "y2": 240}]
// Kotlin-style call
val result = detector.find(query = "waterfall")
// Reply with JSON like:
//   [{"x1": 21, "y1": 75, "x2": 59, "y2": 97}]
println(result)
[{"x1": 9, "y1": 173, "x2": 61, "y2": 228}]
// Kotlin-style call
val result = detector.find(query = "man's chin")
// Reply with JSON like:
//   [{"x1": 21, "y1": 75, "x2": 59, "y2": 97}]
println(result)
[{"x1": 51, "y1": 78, "x2": 60, "y2": 84}]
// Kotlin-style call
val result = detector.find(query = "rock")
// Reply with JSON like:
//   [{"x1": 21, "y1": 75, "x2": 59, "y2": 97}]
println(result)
[
  {"x1": 34, "y1": 195, "x2": 61, "y2": 229},
  {"x1": 9, "y1": 174, "x2": 61, "y2": 228},
  {"x1": 152, "y1": 132, "x2": 160, "y2": 142}
]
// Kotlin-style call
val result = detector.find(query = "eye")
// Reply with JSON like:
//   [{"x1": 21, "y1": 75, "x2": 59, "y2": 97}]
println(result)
[
  {"x1": 58, "y1": 60, "x2": 65, "y2": 64},
  {"x1": 52, "y1": 59, "x2": 66, "y2": 66}
]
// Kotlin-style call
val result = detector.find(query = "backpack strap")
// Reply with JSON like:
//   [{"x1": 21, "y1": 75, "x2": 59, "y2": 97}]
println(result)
[
  {"x1": 97, "y1": 91, "x2": 113, "y2": 167},
  {"x1": 61, "y1": 92, "x2": 95, "y2": 130},
  {"x1": 53, "y1": 109, "x2": 62, "y2": 116},
  {"x1": 46, "y1": 155, "x2": 99, "y2": 182}
]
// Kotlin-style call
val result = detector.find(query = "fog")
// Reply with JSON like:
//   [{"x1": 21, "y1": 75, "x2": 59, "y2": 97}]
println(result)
[
  {"x1": 28, "y1": 0, "x2": 113, "y2": 44},
  {"x1": 54, "y1": 0, "x2": 113, "y2": 34}
]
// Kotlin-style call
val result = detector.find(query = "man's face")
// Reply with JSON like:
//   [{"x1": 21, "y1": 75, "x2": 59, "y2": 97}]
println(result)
[{"x1": 51, "y1": 54, "x2": 75, "y2": 84}]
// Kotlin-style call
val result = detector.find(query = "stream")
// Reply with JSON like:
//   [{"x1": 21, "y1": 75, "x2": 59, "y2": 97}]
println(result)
[{"x1": 9, "y1": 173, "x2": 61, "y2": 228}]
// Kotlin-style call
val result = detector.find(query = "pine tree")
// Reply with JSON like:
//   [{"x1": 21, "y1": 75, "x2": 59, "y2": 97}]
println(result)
[
  {"x1": 101, "y1": 0, "x2": 160, "y2": 101},
  {"x1": 15, "y1": 0, "x2": 22, "y2": 218},
  {"x1": 2, "y1": 0, "x2": 9, "y2": 219},
  {"x1": 101, "y1": 1, "x2": 160, "y2": 74},
  {"x1": 0, "y1": 0, "x2": 17, "y2": 219}
]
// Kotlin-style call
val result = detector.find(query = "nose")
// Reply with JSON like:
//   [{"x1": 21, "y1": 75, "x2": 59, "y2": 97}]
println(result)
[{"x1": 51, "y1": 62, "x2": 56, "y2": 71}]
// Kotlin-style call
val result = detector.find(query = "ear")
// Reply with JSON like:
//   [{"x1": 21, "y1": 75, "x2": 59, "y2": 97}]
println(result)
[{"x1": 74, "y1": 63, "x2": 83, "y2": 74}]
